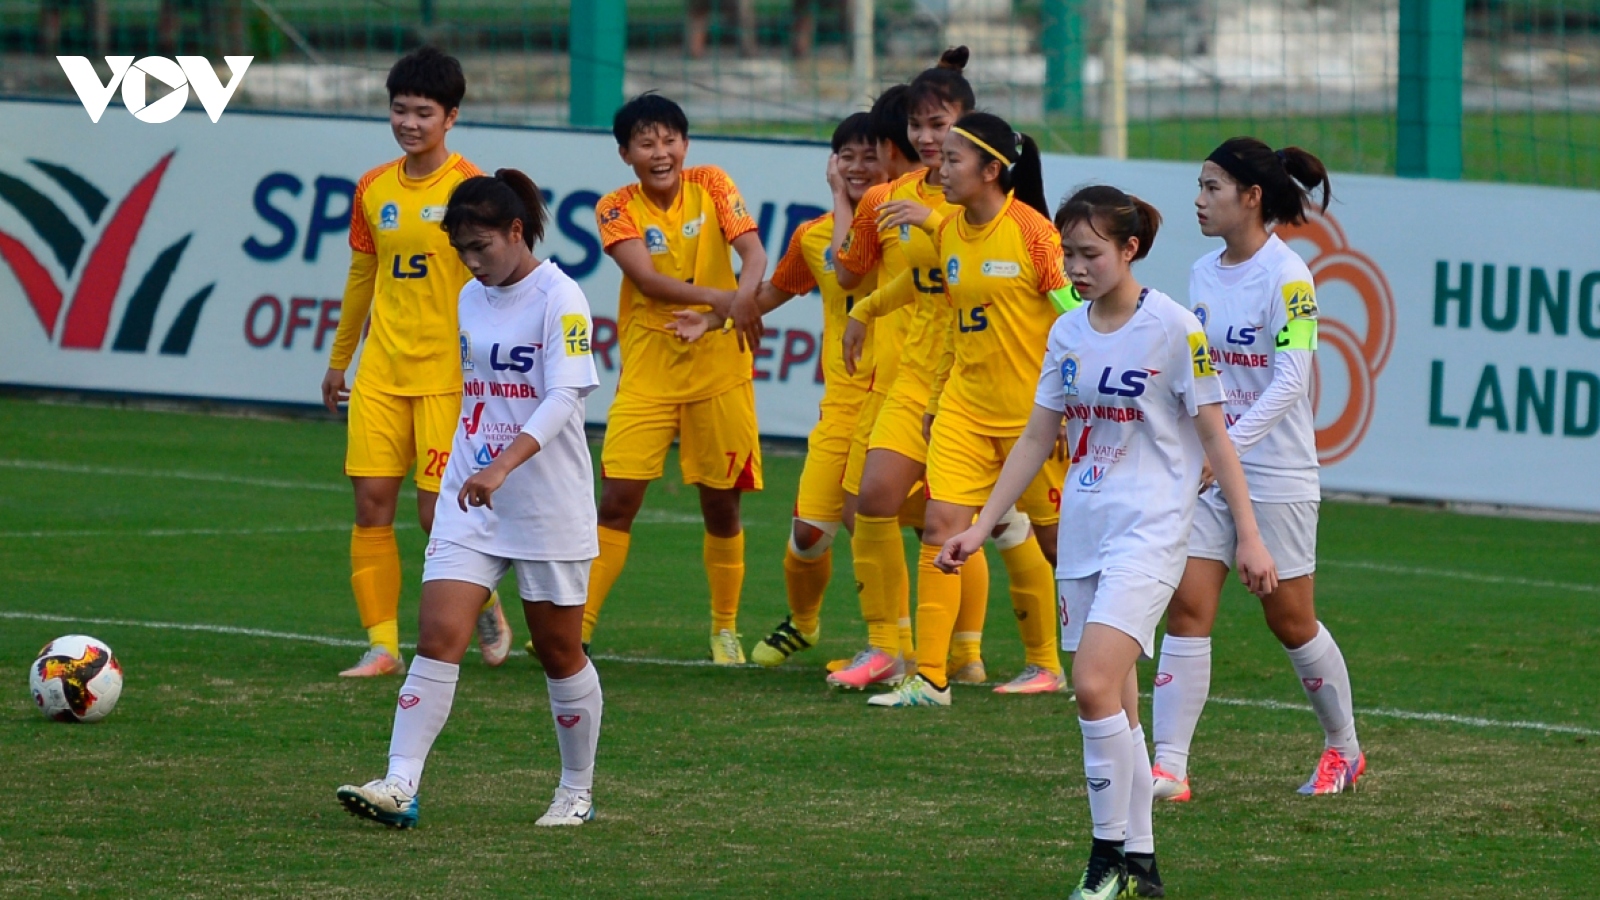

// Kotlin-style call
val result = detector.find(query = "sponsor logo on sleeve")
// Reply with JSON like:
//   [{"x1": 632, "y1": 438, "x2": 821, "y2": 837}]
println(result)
[
  {"x1": 1188, "y1": 332, "x2": 1216, "y2": 379},
  {"x1": 562, "y1": 314, "x2": 590, "y2": 356}
]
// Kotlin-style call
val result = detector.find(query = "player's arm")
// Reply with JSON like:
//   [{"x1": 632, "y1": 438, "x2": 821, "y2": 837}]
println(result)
[
  {"x1": 936, "y1": 402, "x2": 1062, "y2": 572},
  {"x1": 841, "y1": 266, "x2": 913, "y2": 375},
  {"x1": 1226, "y1": 278, "x2": 1318, "y2": 457},
  {"x1": 727, "y1": 230, "x2": 769, "y2": 351},
  {"x1": 671, "y1": 281, "x2": 796, "y2": 342},
  {"x1": 324, "y1": 180, "x2": 381, "y2": 412},
  {"x1": 834, "y1": 185, "x2": 885, "y2": 290},
  {"x1": 923, "y1": 307, "x2": 957, "y2": 427},
  {"x1": 606, "y1": 239, "x2": 736, "y2": 311},
  {"x1": 825, "y1": 155, "x2": 864, "y2": 290}
]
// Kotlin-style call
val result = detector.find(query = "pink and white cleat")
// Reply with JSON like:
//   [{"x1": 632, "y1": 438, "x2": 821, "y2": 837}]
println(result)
[
  {"x1": 1298, "y1": 748, "x2": 1366, "y2": 795},
  {"x1": 826, "y1": 648, "x2": 902, "y2": 690},
  {"x1": 339, "y1": 646, "x2": 406, "y2": 678},
  {"x1": 1151, "y1": 763, "x2": 1191, "y2": 802},
  {"x1": 992, "y1": 664, "x2": 1067, "y2": 694}
]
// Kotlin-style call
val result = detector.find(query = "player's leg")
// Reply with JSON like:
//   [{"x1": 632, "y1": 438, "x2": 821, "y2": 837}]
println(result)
[
  {"x1": 520, "y1": 561, "x2": 602, "y2": 826},
  {"x1": 1069, "y1": 620, "x2": 1143, "y2": 900},
  {"x1": 337, "y1": 546, "x2": 503, "y2": 827},
  {"x1": 584, "y1": 393, "x2": 676, "y2": 645},
  {"x1": 948, "y1": 537, "x2": 989, "y2": 684},
  {"x1": 1149, "y1": 487, "x2": 1233, "y2": 799},
  {"x1": 868, "y1": 496, "x2": 975, "y2": 707},
  {"x1": 1122, "y1": 666, "x2": 1165, "y2": 898},
  {"x1": 835, "y1": 447, "x2": 922, "y2": 687},
  {"x1": 342, "y1": 384, "x2": 416, "y2": 676},
  {"x1": 992, "y1": 449, "x2": 1066, "y2": 694},
  {"x1": 683, "y1": 384, "x2": 762, "y2": 664}
]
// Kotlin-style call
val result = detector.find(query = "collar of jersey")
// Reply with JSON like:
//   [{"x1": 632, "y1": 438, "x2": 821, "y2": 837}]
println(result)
[
  {"x1": 395, "y1": 153, "x2": 463, "y2": 189},
  {"x1": 955, "y1": 193, "x2": 1014, "y2": 241}
]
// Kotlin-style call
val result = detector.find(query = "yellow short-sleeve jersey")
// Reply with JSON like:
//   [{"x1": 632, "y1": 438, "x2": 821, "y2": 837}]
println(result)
[
  {"x1": 340, "y1": 153, "x2": 482, "y2": 395},
  {"x1": 771, "y1": 214, "x2": 877, "y2": 395},
  {"x1": 595, "y1": 165, "x2": 758, "y2": 403},
  {"x1": 938, "y1": 196, "x2": 1068, "y2": 434}
]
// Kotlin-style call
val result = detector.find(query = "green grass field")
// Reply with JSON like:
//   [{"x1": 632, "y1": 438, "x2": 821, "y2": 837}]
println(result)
[{"x1": 1, "y1": 395, "x2": 1597, "y2": 898}]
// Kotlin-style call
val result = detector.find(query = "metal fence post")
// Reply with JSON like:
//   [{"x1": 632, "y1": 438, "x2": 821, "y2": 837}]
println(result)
[
  {"x1": 1396, "y1": 0, "x2": 1464, "y2": 179},
  {"x1": 1043, "y1": 0, "x2": 1084, "y2": 118},
  {"x1": 569, "y1": 0, "x2": 627, "y2": 129}
]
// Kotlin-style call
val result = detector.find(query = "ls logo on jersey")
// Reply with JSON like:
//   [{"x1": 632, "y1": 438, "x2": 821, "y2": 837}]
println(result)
[
  {"x1": 1097, "y1": 367, "x2": 1158, "y2": 398},
  {"x1": 644, "y1": 226, "x2": 668, "y2": 256},
  {"x1": 1059, "y1": 354, "x2": 1081, "y2": 395},
  {"x1": 562, "y1": 314, "x2": 590, "y2": 356},
  {"x1": 379, "y1": 203, "x2": 400, "y2": 231},
  {"x1": 392, "y1": 253, "x2": 430, "y2": 278},
  {"x1": 959, "y1": 304, "x2": 990, "y2": 333},
  {"x1": 946, "y1": 257, "x2": 961, "y2": 285},
  {"x1": 1226, "y1": 325, "x2": 1260, "y2": 346},
  {"x1": 489, "y1": 343, "x2": 540, "y2": 373},
  {"x1": 1188, "y1": 332, "x2": 1217, "y2": 378}
]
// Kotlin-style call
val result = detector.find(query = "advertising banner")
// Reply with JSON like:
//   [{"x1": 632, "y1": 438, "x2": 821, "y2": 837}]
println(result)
[{"x1": 2, "y1": 100, "x2": 1597, "y2": 511}]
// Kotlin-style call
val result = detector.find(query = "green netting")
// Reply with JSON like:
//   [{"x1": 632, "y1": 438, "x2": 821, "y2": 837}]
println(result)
[{"x1": 1, "y1": 0, "x2": 1594, "y2": 188}]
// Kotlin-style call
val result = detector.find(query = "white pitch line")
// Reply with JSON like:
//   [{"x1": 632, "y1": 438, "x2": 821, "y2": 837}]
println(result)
[
  {"x1": 0, "y1": 459, "x2": 347, "y2": 493},
  {"x1": 3, "y1": 609, "x2": 1597, "y2": 738},
  {"x1": 1320, "y1": 559, "x2": 1598, "y2": 595}
]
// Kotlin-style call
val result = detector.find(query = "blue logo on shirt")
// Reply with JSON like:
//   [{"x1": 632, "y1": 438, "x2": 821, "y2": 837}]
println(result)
[
  {"x1": 946, "y1": 257, "x2": 961, "y2": 286},
  {"x1": 379, "y1": 202, "x2": 400, "y2": 231},
  {"x1": 1060, "y1": 354, "x2": 1080, "y2": 394},
  {"x1": 644, "y1": 226, "x2": 669, "y2": 255}
]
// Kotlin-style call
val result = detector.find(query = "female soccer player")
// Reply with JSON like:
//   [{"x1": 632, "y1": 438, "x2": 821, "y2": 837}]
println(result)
[
  {"x1": 938, "y1": 185, "x2": 1277, "y2": 898},
  {"x1": 336, "y1": 170, "x2": 603, "y2": 829},
  {"x1": 865, "y1": 111, "x2": 1073, "y2": 708},
  {"x1": 1150, "y1": 138, "x2": 1364, "y2": 800}
]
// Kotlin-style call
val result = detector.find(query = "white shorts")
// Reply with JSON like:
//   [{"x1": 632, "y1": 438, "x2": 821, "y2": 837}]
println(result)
[
  {"x1": 1058, "y1": 568, "x2": 1176, "y2": 659},
  {"x1": 422, "y1": 538, "x2": 590, "y2": 606},
  {"x1": 1187, "y1": 488, "x2": 1318, "y2": 580}
]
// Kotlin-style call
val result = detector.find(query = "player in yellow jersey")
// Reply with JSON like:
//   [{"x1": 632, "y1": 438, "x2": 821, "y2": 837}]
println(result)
[
  {"x1": 870, "y1": 112, "x2": 1080, "y2": 708},
  {"x1": 321, "y1": 47, "x2": 511, "y2": 678},
  {"x1": 667, "y1": 114, "x2": 887, "y2": 666},
  {"x1": 584, "y1": 94, "x2": 769, "y2": 664}
]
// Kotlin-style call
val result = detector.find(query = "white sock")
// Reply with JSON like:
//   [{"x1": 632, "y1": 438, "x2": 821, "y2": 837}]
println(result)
[
  {"x1": 1285, "y1": 622, "x2": 1360, "y2": 759},
  {"x1": 1151, "y1": 634, "x2": 1211, "y2": 781},
  {"x1": 547, "y1": 660, "x2": 603, "y2": 791},
  {"x1": 1080, "y1": 714, "x2": 1133, "y2": 842},
  {"x1": 1126, "y1": 724, "x2": 1155, "y2": 854},
  {"x1": 386, "y1": 655, "x2": 459, "y2": 795}
]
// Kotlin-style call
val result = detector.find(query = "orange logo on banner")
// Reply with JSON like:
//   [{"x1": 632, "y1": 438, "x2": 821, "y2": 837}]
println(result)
[{"x1": 1277, "y1": 211, "x2": 1395, "y2": 465}]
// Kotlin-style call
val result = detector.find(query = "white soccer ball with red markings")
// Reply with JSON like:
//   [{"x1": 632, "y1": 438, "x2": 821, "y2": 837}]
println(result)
[{"x1": 30, "y1": 635, "x2": 123, "y2": 723}]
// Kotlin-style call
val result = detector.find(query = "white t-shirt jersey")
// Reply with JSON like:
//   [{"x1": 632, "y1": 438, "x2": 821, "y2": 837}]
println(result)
[
  {"x1": 433, "y1": 260, "x2": 601, "y2": 562},
  {"x1": 1188, "y1": 234, "x2": 1319, "y2": 502},
  {"x1": 1036, "y1": 289, "x2": 1224, "y2": 586}
]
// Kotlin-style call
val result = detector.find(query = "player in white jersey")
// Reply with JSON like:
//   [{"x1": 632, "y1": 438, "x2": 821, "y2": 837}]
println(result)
[
  {"x1": 937, "y1": 186, "x2": 1277, "y2": 900},
  {"x1": 337, "y1": 170, "x2": 604, "y2": 830},
  {"x1": 1149, "y1": 138, "x2": 1366, "y2": 802}
]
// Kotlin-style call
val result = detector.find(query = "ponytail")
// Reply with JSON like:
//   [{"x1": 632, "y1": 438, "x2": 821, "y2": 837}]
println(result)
[
  {"x1": 1054, "y1": 185, "x2": 1162, "y2": 261},
  {"x1": 442, "y1": 167, "x2": 549, "y2": 249},
  {"x1": 950, "y1": 111, "x2": 1047, "y2": 216},
  {"x1": 1206, "y1": 137, "x2": 1332, "y2": 226}
]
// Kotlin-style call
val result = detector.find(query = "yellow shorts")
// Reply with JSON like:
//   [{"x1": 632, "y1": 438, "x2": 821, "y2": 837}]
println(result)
[
  {"x1": 866, "y1": 393, "x2": 929, "y2": 465},
  {"x1": 795, "y1": 387, "x2": 868, "y2": 522},
  {"x1": 601, "y1": 383, "x2": 764, "y2": 491},
  {"x1": 841, "y1": 390, "x2": 886, "y2": 496},
  {"x1": 345, "y1": 384, "x2": 459, "y2": 493},
  {"x1": 925, "y1": 411, "x2": 1064, "y2": 526}
]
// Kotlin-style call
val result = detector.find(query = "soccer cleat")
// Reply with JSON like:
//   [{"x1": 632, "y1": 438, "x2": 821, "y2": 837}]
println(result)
[
  {"x1": 476, "y1": 591, "x2": 512, "y2": 667},
  {"x1": 336, "y1": 779, "x2": 419, "y2": 829},
  {"x1": 949, "y1": 659, "x2": 988, "y2": 684},
  {"x1": 1298, "y1": 748, "x2": 1366, "y2": 795},
  {"x1": 826, "y1": 647, "x2": 902, "y2": 690},
  {"x1": 1069, "y1": 843, "x2": 1128, "y2": 900},
  {"x1": 750, "y1": 617, "x2": 819, "y2": 668},
  {"x1": 993, "y1": 664, "x2": 1067, "y2": 694},
  {"x1": 534, "y1": 786, "x2": 594, "y2": 827},
  {"x1": 339, "y1": 646, "x2": 405, "y2": 678},
  {"x1": 866, "y1": 673, "x2": 951, "y2": 708},
  {"x1": 710, "y1": 629, "x2": 746, "y2": 665},
  {"x1": 1150, "y1": 763, "x2": 1191, "y2": 802},
  {"x1": 1123, "y1": 852, "x2": 1166, "y2": 898}
]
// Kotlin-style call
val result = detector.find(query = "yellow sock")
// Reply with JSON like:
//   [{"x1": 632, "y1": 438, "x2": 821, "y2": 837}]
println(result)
[
  {"x1": 951, "y1": 545, "x2": 989, "y2": 667},
  {"x1": 852, "y1": 515, "x2": 905, "y2": 654},
  {"x1": 784, "y1": 545, "x2": 831, "y2": 636},
  {"x1": 582, "y1": 526, "x2": 631, "y2": 644},
  {"x1": 914, "y1": 543, "x2": 961, "y2": 686},
  {"x1": 1000, "y1": 538, "x2": 1062, "y2": 675},
  {"x1": 351, "y1": 525, "x2": 401, "y2": 655},
  {"x1": 705, "y1": 531, "x2": 745, "y2": 633}
]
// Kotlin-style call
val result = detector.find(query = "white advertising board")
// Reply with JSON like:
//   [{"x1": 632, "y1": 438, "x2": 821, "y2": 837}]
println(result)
[{"x1": 2, "y1": 100, "x2": 1597, "y2": 511}]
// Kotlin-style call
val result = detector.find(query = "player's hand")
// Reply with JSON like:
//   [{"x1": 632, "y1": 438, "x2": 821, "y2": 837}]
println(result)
[
  {"x1": 922, "y1": 413, "x2": 934, "y2": 442},
  {"x1": 876, "y1": 200, "x2": 932, "y2": 232},
  {"x1": 1198, "y1": 459, "x2": 1216, "y2": 492},
  {"x1": 935, "y1": 527, "x2": 985, "y2": 574},
  {"x1": 825, "y1": 153, "x2": 848, "y2": 198},
  {"x1": 669, "y1": 309, "x2": 717, "y2": 342},
  {"x1": 842, "y1": 318, "x2": 867, "y2": 375},
  {"x1": 730, "y1": 292, "x2": 764, "y2": 352},
  {"x1": 458, "y1": 463, "x2": 509, "y2": 512},
  {"x1": 321, "y1": 367, "x2": 349, "y2": 412},
  {"x1": 1235, "y1": 535, "x2": 1279, "y2": 598}
]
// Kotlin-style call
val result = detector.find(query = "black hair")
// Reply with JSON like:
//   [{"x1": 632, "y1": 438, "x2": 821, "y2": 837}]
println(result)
[
  {"x1": 950, "y1": 111, "x2": 1047, "y2": 217},
  {"x1": 1053, "y1": 185, "x2": 1162, "y2": 261},
  {"x1": 442, "y1": 168, "x2": 548, "y2": 249},
  {"x1": 612, "y1": 92, "x2": 689, "y2": 148},
  {"x1": 1205, "y1": 137, "x2": 1332, "y2": 226},
  {"x1": 867, "y1": 85, "x2": 916, "y2": 163},
  {"x1": 386, "y1": 46, "x2": 466, "y2": 111},
  {"x1": 831, "y1": 112, "x2": 876, "y2": 153},
  {"x1": 905, "y1": 47, "x2": 976, "y2": 117}
]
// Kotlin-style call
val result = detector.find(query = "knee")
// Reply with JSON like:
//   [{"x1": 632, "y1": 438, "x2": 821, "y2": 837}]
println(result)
[
  {"x1": 699, "y1": 490, "x2": 742, "y2": 536},
  {"x1": 597, "y1": 483, "x2": 644, "y2": 531},
  {"x1": 1264, "y1": 604, "x2": 1318, "y2": 649},
  {"x1": 856, "y1": 482, "x2": 898, "y2": 518},
  {"x1": 353, "y1": 489, "x2": 397, "y2": 527},
  {"x1": 790, "y1": 519, "x2": 837, "y2": 558},
  {"x1": 1070, "y1": 663, "x2": 1122, "y2": 717},
  {"x1": 536, "y1": 642, "x2": 586, "y2": 680}
]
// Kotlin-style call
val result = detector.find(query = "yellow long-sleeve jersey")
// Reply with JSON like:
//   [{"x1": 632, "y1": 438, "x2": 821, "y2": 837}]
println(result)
[{"x1": 769, "y1": 214, "x2": 878, "y2": 396}]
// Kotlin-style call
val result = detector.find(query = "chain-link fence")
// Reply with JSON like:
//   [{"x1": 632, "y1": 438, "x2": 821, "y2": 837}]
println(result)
[{"x1": 1, "y1": 0, "x2": 1595, "y2": 187}]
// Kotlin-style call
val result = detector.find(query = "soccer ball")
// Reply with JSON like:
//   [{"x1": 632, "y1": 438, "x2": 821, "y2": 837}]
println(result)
[{"x1": 30, "y1": 635, "x2": 123, "y2": 723}]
